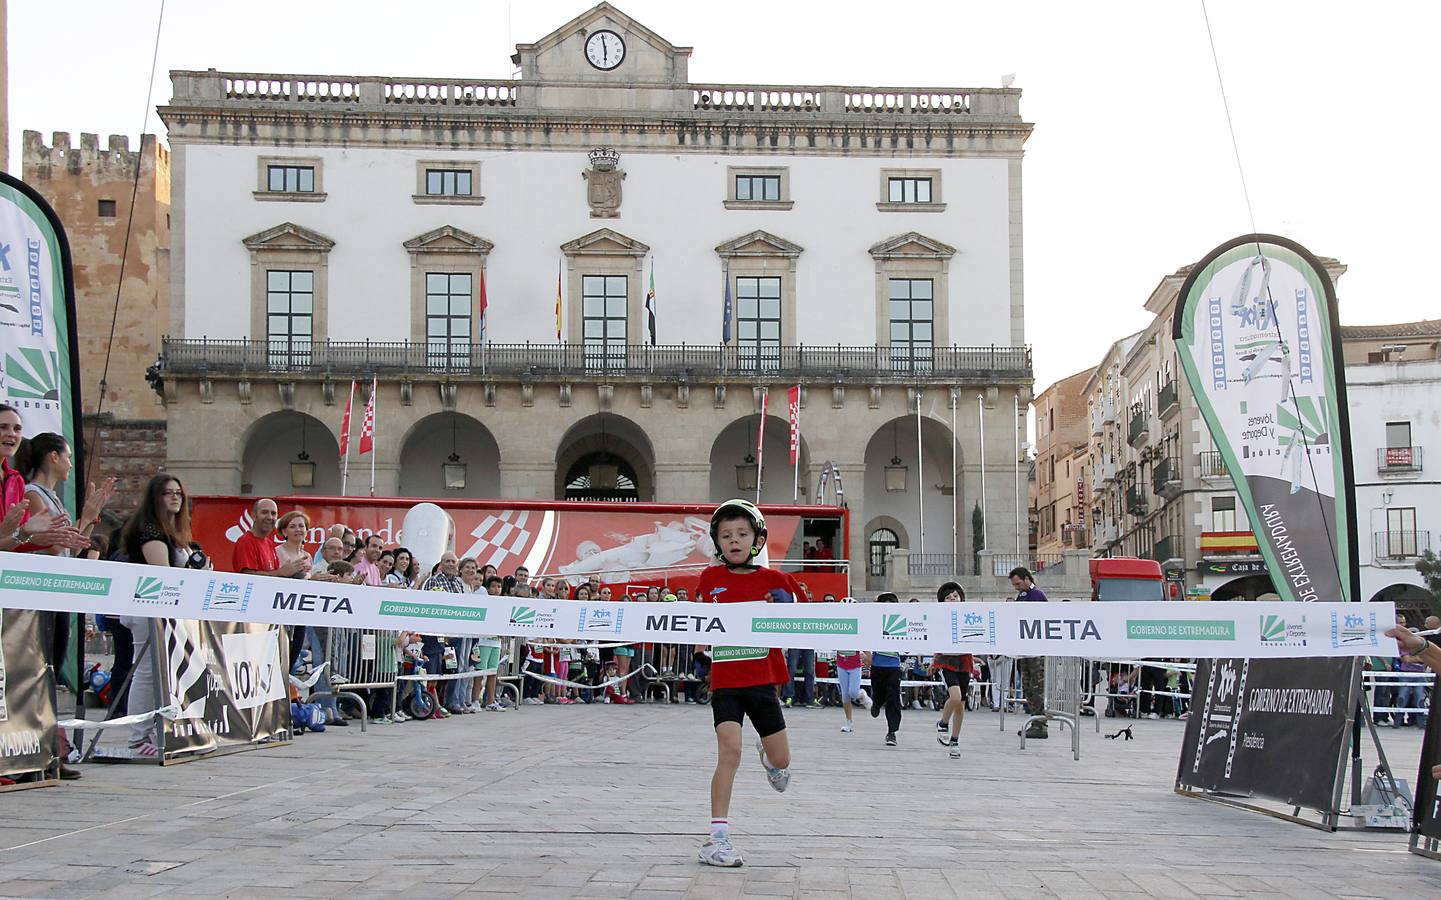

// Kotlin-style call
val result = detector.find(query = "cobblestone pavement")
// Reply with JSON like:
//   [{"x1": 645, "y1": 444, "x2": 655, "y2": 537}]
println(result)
[{"x1": 2, "y1": 702, "x2": 1439, "y2": 898}]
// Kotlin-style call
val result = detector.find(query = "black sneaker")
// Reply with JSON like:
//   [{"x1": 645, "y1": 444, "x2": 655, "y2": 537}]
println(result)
[
  {"x1": 870, "y1": 700, "x2": 882, "y2": 719},
  {"x1": 1023, "y1": 727, "x2": 1048, "y2": 740},
  {"x1": 884, "y1": 733, "x2": 898, "y2": 747},
  {"x1": 936, "y1": 720, "x2": 948, "y2": 734}
]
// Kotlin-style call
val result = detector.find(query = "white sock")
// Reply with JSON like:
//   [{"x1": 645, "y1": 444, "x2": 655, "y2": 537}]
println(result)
[{"x1": 710, "y1": 818, "x2": 729, "y2": 841}]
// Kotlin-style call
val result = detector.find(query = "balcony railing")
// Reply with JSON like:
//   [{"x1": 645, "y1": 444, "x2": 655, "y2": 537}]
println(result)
[
  {"x1": 1157, "y1": 379, "x2": 1179, "y2": 419},
  {"x1": 1126, "y1": 485, "x2": 1148, "y2": 516},
  {"x1": 1198, "y1": 450, "x2": 1229, "y2": 480},
  {"x1": 1378, "y1": 446, "x2": 1423, "y2": 473},
  {"x1": 159, "y1": 340, "x2": 1032, "y2": 382},
  {"x1": 907, "y1": 553, "x2": 972, "y2": 578},
  {"x1": 1153, "y1": 534, "x2": 1183, "y2": 566},
  {"x1": 1152, "y1": 456, "x2": 1181, "y2": 497},
  {"x1": 1062, "y1": 524, "x2": 1089, "y2": 549},
  {"x1": 1373, "y1": 530, "x2": 1430, "y2": 561},
  {"x1": 1127, "y1": 409, "x2": 1149, "y2": 447},
  {"x1": 170, "y1": 70, "x2": 1025, "y2": 121},
  {"x1": 988, "y1": 553, "x2": 1066, "y2": 578}
]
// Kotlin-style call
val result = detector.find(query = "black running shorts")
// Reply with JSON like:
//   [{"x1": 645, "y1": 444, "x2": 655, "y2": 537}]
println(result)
[
  {"x1": 711, "y1": 684, "x2": 787, "y2": 738},
  {"x1": 941, "y1": 668, "x2": 971, "y2": 692}
]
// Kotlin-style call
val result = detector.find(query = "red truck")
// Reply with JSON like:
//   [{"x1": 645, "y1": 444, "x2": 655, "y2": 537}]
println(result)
[{"x1": 1089, "y1": 557, "x2": 1166, "y2": 601}]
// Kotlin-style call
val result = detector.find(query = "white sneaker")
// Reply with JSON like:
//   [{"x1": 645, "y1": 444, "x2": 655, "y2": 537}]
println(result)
[
  {"x1": 949, "y1": 744, "x2": 963, "y2": 759},
  {"x1": 392, "y1": 711, "x2": 409, "y2": 723},
  {"x1": 484, "y1": 702, "x2": 505, "y2": 712},
  {"x1": 840, "y1": 721, "x2": 854, "y2": 733},
  {"x1": 857, "y1": 690, "x2": 872, "y2": 709},
  {"x1": 1146, "y1": 712, "x2": 1160, "y2": 720},
  {"x1": 698, "y1": 837, "x2": 744, "y2": 867},
  {"x1": 755, "y1": 738, "x2": 790, "y2": 793}
]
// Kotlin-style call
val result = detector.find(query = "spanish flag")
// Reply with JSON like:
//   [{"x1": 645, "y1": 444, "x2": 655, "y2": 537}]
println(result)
[{"x1": 555, "y1": 260, "x2": 563, "y2": 342}]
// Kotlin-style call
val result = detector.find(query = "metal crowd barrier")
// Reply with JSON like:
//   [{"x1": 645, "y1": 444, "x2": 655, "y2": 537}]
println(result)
[{"x1": 312, "y1": 627, "x2": 402, "y2": 731}]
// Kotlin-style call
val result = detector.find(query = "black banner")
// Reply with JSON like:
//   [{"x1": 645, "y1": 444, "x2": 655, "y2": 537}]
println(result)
[
  {"x1": 1177, "y1": 656, "x2": 1357, "y2": 813},
  {"x1": 159, "y1": 619, "x2": 291, "y2": 758},
  {"x1": 1415, "y1": 681, "x2": 1441, "y2": 839},
  {"x1": 0, "y1": 609, "x2": 57, "y2": 778}
]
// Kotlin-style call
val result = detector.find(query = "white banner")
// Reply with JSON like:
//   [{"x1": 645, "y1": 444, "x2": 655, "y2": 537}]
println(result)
[{"x1": 0, "y1": 552, "x2": 1398, "y2": 658}]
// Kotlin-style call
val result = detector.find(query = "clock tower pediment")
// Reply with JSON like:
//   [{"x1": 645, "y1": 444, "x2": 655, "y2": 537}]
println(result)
[{"x1": 513, "y1": 2, "x2": 691, "y2": 86}]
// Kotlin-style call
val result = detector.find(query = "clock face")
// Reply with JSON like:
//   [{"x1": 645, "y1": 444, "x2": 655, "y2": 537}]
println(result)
[{"x1": 585, "y1": 29, "x2": 625, "y2": 71}]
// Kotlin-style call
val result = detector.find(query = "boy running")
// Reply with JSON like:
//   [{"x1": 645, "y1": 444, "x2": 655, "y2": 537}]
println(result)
[
  {"x1": 932, "y1": 581, "x2": 972, "y2": 758},
  {"x1": 695, "y1": 499, "x2": 798, "y2": 868}
]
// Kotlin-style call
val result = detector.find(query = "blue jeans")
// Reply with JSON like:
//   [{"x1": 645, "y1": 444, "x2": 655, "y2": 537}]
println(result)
[
  {"x1": 1393, "y1": 681, "x2": 1425, "y2": 723},
  {"x1": 445, "y1": 639, "x2": 473, "y2": 709},
  {"x1": 303, "y1": 627, "x2": 337, "y2": 715},
  {"x1": 782, "y1": 649, "x2": 815, "y2": 703}
]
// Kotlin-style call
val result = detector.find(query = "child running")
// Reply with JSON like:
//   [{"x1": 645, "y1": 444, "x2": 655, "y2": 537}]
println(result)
[
  {"x1": 695, "y1": 499, "x2": 799, "y2": 868},
  {"x1": 866, "y1": 592, "x2": 904, "y2": 746},
  {"x1": 932, "y1": 581, "x2": 972, "y2": 758}
]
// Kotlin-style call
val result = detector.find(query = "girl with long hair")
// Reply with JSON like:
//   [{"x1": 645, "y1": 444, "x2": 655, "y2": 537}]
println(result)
[{"x1": 117, "y1": 474, "x2": 195, "y2": 758}]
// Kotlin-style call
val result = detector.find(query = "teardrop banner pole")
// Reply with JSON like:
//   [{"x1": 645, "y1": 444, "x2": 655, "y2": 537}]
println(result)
[{"x1": 1170, "y1": 234, "x2": 1366, "y2": 827}]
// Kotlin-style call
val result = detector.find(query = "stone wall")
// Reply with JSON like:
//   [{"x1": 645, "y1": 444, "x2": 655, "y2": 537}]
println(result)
[
  {"x1": 21, "y1": 131, "x2": 170, "y2": 422},
  {"x1": 82, "y1": 413, "x2": 167, "y2": 528}
]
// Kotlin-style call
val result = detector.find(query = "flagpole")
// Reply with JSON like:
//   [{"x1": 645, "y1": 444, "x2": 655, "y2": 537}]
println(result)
[
  {"x1": 340, "y1": 379, "x2": 355, "y2": 496},
  {"x1": 977, "y1": 393, "x2": 987, "y2": 554},
  {"x1": 916, "y1": 389, "x2": 925, "y2": 556},
  {"x1": 755, "y1": 389, "x2": 768, "y2": 504},
  {"x1": 369, "y1": 377, "x2": 378, "y2": 497},
  {"x1": 1014, "y1": 392, "x2": 1022, "y2": 554},
  {"x1": 951, "y1": 389, "x2": 958, "y2": 559}
]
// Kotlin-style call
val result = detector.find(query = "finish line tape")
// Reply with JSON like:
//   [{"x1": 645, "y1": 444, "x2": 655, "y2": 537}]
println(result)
[{"x1": 0, "y1": 553, "x2": 1396, "y2": 658}]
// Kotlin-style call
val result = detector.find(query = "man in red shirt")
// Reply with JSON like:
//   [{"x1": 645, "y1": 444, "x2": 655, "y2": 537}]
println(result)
[
  {"x1": 694, "y1": 499, "x2": 798, "y2": 868},
  {"x1": 232, "y1": 498, "x2": 310, "y2": 667}
]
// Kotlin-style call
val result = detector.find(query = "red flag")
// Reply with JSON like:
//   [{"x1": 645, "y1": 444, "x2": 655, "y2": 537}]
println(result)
[
  {"x1": 787, "y1": 385, "x2": 800, "y2": 465},
  {"x1": 358, "y1": 377, "x2": 377, "y2": 455},
  {"x1": 478, "y1": 268, "x2": 488, "y2": 342},
  {"x1": 338, "y1": 379, "x2": 356, "y2": 459}
]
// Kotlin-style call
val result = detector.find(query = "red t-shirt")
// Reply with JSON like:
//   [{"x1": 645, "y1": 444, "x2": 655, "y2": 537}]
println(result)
[
  {"x1": 695, "y1": 565, "x2": 798, "y2": 690},
  {"x1": 232, "y1": 531, "x2": 279, "y2": 573}
]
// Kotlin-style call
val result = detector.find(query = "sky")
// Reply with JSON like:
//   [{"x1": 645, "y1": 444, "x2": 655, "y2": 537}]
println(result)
[{"x1": 8, "y1": 0, "x2": 1440, "y2": 395}]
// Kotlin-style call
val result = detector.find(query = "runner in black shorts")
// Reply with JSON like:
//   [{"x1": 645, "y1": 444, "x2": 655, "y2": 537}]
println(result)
[
  {"x1": 711, "y1": 683, "x2": 787, "y2": 737},
  {"x1": 932, "y1": 581, "x2": 971, "y2": 759}
]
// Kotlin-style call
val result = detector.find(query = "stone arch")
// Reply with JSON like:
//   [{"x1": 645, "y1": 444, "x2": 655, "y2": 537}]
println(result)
[
  {"x1": 862, "y1": 413, "x2": 965, "y2": 561},
  {"x1": 554, "y1": 413, "x2": 655, "y2": 501},
  {"x1": 1369, "y1": 582, "x2": 1435, "y2": 624},
  {"x1": 1210, "y1": 574, "x2": 1280, "y2": 601},
  {"x1": 240, "y1": 411, "x2": 341, "y2": 497},
  {"x1": 707, "y1": 412, "x2": 811, "y2": 504},
  {"x1": 398, "y1": 412, "x2": 501, "y2": 499},
  {"x1": 862, "y1": 515, "x2": 909, "y2": 592}
]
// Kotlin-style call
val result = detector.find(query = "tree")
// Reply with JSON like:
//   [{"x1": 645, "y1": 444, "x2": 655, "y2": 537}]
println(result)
[
  {"x1": 972, "y1": 502, "x2": 984, "y2": 576},
  {"x1": 1417, "y1": 550, "x2": 1441, "y2": 617}
]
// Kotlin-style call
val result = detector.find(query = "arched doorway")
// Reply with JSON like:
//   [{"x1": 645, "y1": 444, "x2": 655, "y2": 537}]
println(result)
[
  {"x1": 564, "y1": 453, "x2": 641, "y2": 501},
  {"x1": 1370, "y1": 583, "x2": 1435, "y2": 625},
  {"x1": 862, "y1": 415, "x2": 963, "y2": 563},
  {"x1": 708, "y1": 413, "x2": 811, "y2": 504},
  {"x1": 240, "y1": 411, "x2": 341, "y2": 497},
  {"x1": 554, "y1": 413, "x2": 655, "y2": 501},
  {"x1": 398, "y1": 412, "x2": 501, "y2": 498},
  {"x1": 863, "y1": 516, "x2": 908, "y2": 591},
  {"x1": 1211, "y1": 574, "x2": 1280, "y2": 601}
]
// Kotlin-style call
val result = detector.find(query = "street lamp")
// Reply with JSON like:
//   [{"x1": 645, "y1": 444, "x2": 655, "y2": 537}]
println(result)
[
  {"x1": 884, "y1": 421, "x2": 907, "y2": 492},
  {"x1": 290, "y1": 417, "x2": 315, "y2": 488},
  {"x1": 442, "y1": 416, "x2": 466, "y2": 489},
  {"x1": 736, "y1": 453, "x2": 758, "y2": 493}
]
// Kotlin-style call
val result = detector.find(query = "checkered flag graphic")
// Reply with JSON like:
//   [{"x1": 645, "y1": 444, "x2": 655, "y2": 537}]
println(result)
[{"x1": 461, "y1": 510, "x2": 535, "y2": 570}]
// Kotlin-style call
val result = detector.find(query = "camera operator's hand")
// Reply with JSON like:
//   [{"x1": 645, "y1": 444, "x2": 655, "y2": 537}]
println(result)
[{"x1": 1385, "y1": 625, "x2": 1426, "y2": 656}]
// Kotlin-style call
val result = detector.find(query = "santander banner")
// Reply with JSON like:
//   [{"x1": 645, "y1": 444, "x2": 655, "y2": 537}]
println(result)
[{"x1": 192, "y1": 496, "x2": 850, "y2": 600}]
